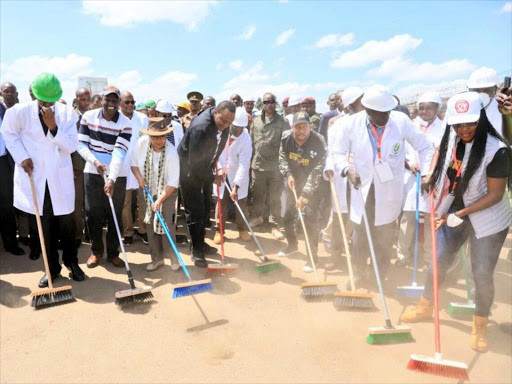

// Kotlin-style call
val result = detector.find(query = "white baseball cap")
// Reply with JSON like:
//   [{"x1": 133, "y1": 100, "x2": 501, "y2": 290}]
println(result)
[
  {"x1": 232, "y1": 107, "x2": 248, "y2": 127},
  {"x1": 446, "y1": 92, "x2": 482, "y2": 125},
  {"x1": 244, "y1": 96, "x2": 256, "y2": 103},
  {"x1": 467, "y1": 67, "x2": 498, "y2": 89},
  {"x1": 155, "y1": 99, "x2": 175, "y2": 114},
  {"x1": 361, "y1": 85, "x2": 398, "y2": 112},
  {"x1": 288, "y1": 96, "x2": 303, "y2": 107},
  {"x1": 342, "y1": 86, "x2": 364, "y2": 107},
  {"x1": 417, "y1": 91, "x2": 442, "y2": 108}
]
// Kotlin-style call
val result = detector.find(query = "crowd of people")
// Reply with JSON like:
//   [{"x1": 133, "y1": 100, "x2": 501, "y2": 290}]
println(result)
[{"x1": 0, "y1": 66, "x2": 511, "y2": 352}]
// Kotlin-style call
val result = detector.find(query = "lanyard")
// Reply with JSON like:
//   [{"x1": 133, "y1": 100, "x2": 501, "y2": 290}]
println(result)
[
  {"x1": 370, "y1": 124, "x2": 386, "y2": 160},
  {"x1": 449, "y1": 145, "x2": 464, "y2": 193}
]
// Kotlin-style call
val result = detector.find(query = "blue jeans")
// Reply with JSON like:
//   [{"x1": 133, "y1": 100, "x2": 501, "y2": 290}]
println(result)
[{"x1": 423, "y1": 217, "x2": 508, "y2": 317}]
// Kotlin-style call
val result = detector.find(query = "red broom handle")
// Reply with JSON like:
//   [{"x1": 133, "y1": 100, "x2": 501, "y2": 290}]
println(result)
[
  {"x1": 216, "y1": 164, "x2": 226, "y2": 263},
  {"x1": 429, "y1": 190, "x2": 441, "y2": 354}
]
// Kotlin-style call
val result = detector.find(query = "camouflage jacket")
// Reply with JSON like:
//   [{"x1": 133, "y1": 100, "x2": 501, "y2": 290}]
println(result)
[{"x1": 251, "y1": 111, "x2": 290, "y2": 171}]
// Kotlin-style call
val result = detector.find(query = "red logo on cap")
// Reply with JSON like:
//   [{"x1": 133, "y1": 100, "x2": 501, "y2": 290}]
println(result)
[{"x1": 455, "y1": 100, "x2": 469, "y2": 114}]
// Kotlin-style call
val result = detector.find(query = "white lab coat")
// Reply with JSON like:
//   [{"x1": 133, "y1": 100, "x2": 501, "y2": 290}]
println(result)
[
  {"x1": 1, "y1": 100, "x2": 78, "y2": 216},
  {"x1": 214, "y1": 129, "x2": 252, "y2": 199},
  {"x1": 332, "y1": 110, "x2": 435, "y2": 226},
  {"x1": 123, "y1": 111, "x2": 149, "y2": 190},
  {"x1": 485, "y1": 98, "x2": 503, "y2": 136},
  {"x1": 402, "y1": 117, "x2": 445, "y2": 212},
  {"x1": 323, "y1": 116, "x2": 348, "y2": 213}
]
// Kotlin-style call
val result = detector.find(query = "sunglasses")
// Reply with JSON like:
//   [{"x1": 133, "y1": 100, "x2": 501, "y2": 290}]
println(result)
[
  {"x1": 122, "y1": 100, "x2": 136, "y2": 105},
  {"x1": 263, "y1": 100, "x2": 276, "y2": 105}
]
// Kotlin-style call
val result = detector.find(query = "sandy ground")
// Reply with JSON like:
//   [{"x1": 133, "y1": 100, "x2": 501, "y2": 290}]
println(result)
[{"x1": 0, "y1": 217, "x2": 511, "y2": 384}]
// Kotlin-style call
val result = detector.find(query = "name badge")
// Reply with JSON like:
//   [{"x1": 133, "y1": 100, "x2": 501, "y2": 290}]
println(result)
[{"x1": 375, "y1": 161, "x2": 394, "y2": 183}]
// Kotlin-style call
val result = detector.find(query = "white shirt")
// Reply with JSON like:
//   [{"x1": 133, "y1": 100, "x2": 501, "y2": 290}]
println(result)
[
  {"x1": 485, "y1": 98, "x2": 503, "y2": 136},
  {"x1": 122, "y1": 110, "x2": 149, "y2": 190}
]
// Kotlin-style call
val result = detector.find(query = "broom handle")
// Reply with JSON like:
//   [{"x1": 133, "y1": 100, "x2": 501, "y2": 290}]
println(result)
[
  {"x1": 292, "y1": 188, "x2": 319, "y2": 281},
  {"x1": 224, "y1": 183, "x2": 267, "y2": 262},
  {"x1": 28, "y1": 173, "x2": 53, "y2": 289},
  {"x1": 413, "y1": 171, "x2": 420, "y2": 285},
  {"x1": 359, "y1": 188, "x2": 392, "y2": 326},
  {"x1": 144, "y1": 186, "x2": 192, "y2": 282},
  {"x1": 460, "y1": 243, "x2": 472, "y2": 302},
  {"x1": 215, "y1": 165, "x2": 226, "y2": 263},
  {"x1": 429, "y1": 190, "x2": 441, "y2": 355},
  {"x1": 329, "y1": 177, "x2": 355, "y2": 291},
  {"x1": 103, "y1": 175, "x2": 135, "y2": 290}
]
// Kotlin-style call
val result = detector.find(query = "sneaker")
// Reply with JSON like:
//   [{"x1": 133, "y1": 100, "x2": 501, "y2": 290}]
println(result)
[
  {"x1": 278, "y1": 244, "x2": 298, "y2": 257},
  {"x1": 123, "y1": 236, "x2": 133, "y2": 247},
  {"x1": 272, "y1": 228, "x2": 284, "y2": 240},
  {"x1": 302, "y1": 263, "x2": 314, "y2": 273},
  {"x1": 239, "y1": 230, "x2": 252, "y2": 242},
  {"x1": 146, "y1": 260, "x2": 164, "y2": 271},
  {"x1": 136, "y1": 231, "x2": 148, "y2": 245},
  {"x1": 214, "y1": 232, "x2": 223, "y2": 245},
  {"x1": 249, "y1": 216, "x2": 264, "y2": 228}
]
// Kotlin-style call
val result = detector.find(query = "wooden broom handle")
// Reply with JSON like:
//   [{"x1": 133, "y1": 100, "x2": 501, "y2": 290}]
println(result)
[{"x1": 29, "y1": 173, "x2": 53, "y2": 289}]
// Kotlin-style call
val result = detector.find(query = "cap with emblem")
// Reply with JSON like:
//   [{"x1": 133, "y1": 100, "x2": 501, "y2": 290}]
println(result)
[
  {"x1": 31, "y1": 73, "x2": 63, "y2": 103},
  {"x1": 361, "y1": 85, "x2": 397, "y2": 112},
  {"x1": 136, "y1": 102, "x2": 148, "y2": 111},
  {"x1": 467, "y1": 67, "x2": 498, "y2": 89},
  {"x1": 446, "y1": 92, "x2": 482, "y2": 125},
  {"x1": 300, "y1": 97, "x2": 315, "y2": 104},
  {"x1": 156, "y1": 99, "x2": 175, "y2": 114},
  {"x1": 140, "y1": 117, "x2": 174, "y2": 136},
  {"x1": 103, "y1": 86, "x2": 120, "y2": 98},
  {"x1": 187, "y1": 91, "x2": 204, "y2": 102},
  {"x1": 292, "y1": 111, "x2": 311, "y2": 126},
  {"x1": 417, "y1": 91, "x2": 442, "y2": 107},
  {"x1": 342, "y1": 86, "x2": 364, "y2": 107}
]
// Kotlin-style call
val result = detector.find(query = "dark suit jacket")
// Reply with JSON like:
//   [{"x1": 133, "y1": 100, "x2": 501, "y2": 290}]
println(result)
[
  {"x1": 178, "y1": 107, "x2": 229, "y2": 184},
  {"x1": 317, "y1": 109, "x2": 340, "y2": 142}
]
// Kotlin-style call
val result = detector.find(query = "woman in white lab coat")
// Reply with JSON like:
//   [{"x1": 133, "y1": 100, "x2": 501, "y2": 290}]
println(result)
[
  {"x1": 214, "y1": 107, "x2": 253, "y2": 243},
  {"x1": 331, "y1": 85, "x2": 435, "y2": 285},
  {"x1": 1, "y1": 73, "x2": 84, "y2": 286}
]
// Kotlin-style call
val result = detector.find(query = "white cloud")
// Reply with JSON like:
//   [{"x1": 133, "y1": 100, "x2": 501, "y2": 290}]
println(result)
[
  {"x1": 331, "y1": 34, "x2": 422, "y2": 68},
  {"x1": 228, "y1": 59, "x2": 244, "y2": 71},
  {"x1": 235, "y1": 25, "x2": 256, "y2": 40},
  {"x1": 275, "y1": 28, "x2": 295, "y2": 47},
  {"x1": 313, "y1": 33, "x2": 355, "y2": 49},
  {"x1": 215, "y1": 62, "x2": 223, "y2": 71},
  {"x1": 500, "y1": 2, "x2": 512, "y2": 13},
  {"x1": 81, "y1": 0, "x2": 216, "y2": 29}
]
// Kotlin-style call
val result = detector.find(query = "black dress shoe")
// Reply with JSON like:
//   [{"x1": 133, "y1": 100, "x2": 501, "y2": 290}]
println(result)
[
  {"x1": 192, "y1": 255, "x2": 207, "y2": 268},
  {"x1": 38, "y1": 273, "x2": 61, "y2": 288},
  {"x1": 203, "y1": 243, "x2": 217, "y2": 255},
  {"x1": 30, "y1": 250, "x2": 41, "y2": 260},
  {"x1": 6, "y1": 245, "x2": 25, "y2": 256},
  {"x1": 67, "y1": 263, "x2": 85, "y2": 281}
]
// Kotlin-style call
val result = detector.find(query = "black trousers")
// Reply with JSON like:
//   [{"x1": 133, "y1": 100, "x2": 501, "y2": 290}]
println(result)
[
  {"x1": 0, "y1": 154, "x2": 18, "y2": 250},
  {"x1": 203, "y1": 182, "x2": 213, "y2": 222},
  {"x1": 180, "y1": 175, "x2": 209, "y2": 257},
  {"x1": 84, "y1": 173, "x2": 126, "y2": 258},
  {"x1": 29, "y1": 184, "x2": 77, "y2": 276}
]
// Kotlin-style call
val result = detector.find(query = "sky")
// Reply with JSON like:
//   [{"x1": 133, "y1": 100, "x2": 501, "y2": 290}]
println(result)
[{"x1": 1, "y1": 0, "x2": 511, "y2": 112}]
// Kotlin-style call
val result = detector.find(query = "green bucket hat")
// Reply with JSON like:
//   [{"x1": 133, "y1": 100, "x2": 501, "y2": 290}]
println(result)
[
  {"x1": 136, "y1": 102, "x2": 148, "y2": 111},
  {"x1": 145, "y1": 100, "x2": 156, "y2": 108},
  {"x1": 31, "y1": 73, "x2": 63, "y2": 103}
]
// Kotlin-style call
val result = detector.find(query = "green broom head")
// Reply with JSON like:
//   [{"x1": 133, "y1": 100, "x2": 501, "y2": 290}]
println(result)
[
  {"x1": 255, "y1": 259, "x2": 282, "y2": 273},
  {"x1": 172, "y1": 279, "x2": 213, "y2": 299},
  {"x1": 447, "y1": 300, "x2": 475, "y2": 316},
  {"x1": 407, "y1": 353, "x2": 469, "y2": 381},
  {"x1": 301, "y1": 282, "x2": 339, "y2": 302},
  {"x1": 333, "y1": 291, "x2": 376, "y2": 311},
  {"x1": 115, "y1": 285, "x2": 154, "y2": 306},
  {"x1": 366, "y1": 325, "x2": 414, "y2": 344},
  {"x1": 206, "y1": 263, "x2": 238, "y2": 274},
  {"x1": 31, "y1": 285, "x2": 74, "y2": 308}
]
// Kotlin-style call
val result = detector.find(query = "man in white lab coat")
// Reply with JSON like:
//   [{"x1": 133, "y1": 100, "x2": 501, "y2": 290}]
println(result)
[
  {"x1": 331, "y1": 86, "x2": 434, "y2": 285},
  {"x1": 1, "y1": 73, "x2": 85, "y2": 287},
  {"x1": 214, "y1": 107, "x2": 253, "y2": 243}
]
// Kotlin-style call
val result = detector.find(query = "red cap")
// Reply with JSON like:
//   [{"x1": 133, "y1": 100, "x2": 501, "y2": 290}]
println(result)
[
  {"x1": 282, "y1": 96, "x2": 289, "y2": 104},
  {"x1": 300, "y1": 96, "x2": 315, "y2": 104}
]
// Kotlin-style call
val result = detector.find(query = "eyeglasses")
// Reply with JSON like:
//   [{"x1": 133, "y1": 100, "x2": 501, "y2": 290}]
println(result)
[
  {"x1": 122, "y1": 100, "x2": 136, "y2": 105},
  {"x1": 263, "y1": 100, "x2": 276, "y2": 105}
]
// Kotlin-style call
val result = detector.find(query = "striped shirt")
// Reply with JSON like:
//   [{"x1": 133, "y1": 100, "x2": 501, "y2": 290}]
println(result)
[{"x1": 77, "y1": 108, "x2": 132, "y2": 182}]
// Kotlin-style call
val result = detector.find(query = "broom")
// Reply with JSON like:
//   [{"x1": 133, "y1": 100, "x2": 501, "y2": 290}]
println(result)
[
  {"x1": 29, "y1": 173, "x2": 74, "y2": 308},
  {"x1": 292, "y1": 188, "x2": 338, "y2": 301},
  {"x1": 224, "y1": 183, "x2": 281, "y2": 273},
  {"x1": 407, "y1": 191, "x2": 469, "y2": 380},
  {"x1": 328, "y1": 178, "x2": 375, "y2": 310},
  {"x1": 144, "y1": 187, "x2": 213, "y2": 298},
  {"x1": 397, "y1": 172, "x2": 424, "y2": 298},
  {"x1": 357, "y1": 189, "x2": 413, "y2": 344},
  {"x1": 206, "y1": 167, "x2": 238, "y2": 274},
  {"x1": 104, "y1": 175, "x2": 153, "y2": 306},
  {"x1": 447, "y1": 243, "x2": 475, "y2": 316}
]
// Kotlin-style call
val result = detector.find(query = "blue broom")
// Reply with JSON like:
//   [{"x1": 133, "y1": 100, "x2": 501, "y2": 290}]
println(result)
[
  {"x1": 144, "y1": 186, "x2": 213, "y2": 298},
  {"x1": 397, "y1": 172, "x2": 424, "y2": 298}
]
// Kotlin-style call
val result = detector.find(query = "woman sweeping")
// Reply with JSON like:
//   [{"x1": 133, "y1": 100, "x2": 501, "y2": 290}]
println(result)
[
  {"x1": 401, "y1": 92, "x2": 512, "y2": 352},
  {"x1": 131, "y1": 117, "x2": 181, "y2": 272}
]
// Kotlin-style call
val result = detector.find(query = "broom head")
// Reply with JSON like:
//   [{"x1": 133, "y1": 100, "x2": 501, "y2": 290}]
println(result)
[
  {"x1": 366, "y1": 325, "x2": 414, "y2": 344},
  {"x1": 206, "y1": 263, "x2": 238, "y2": 274},
  {"x1": 31, "y1": 285, "x2": 74, "y2": 308},
  {"x1": 115, "y1": 285, "x2": 154, "y2": 306},
  {"x1": 447, "y1": 301, "x2": 475, "y2": 316},
  {"x1": 300, "y1": 282, "x2": 339, "y2": 302},
  {"x1": 408, "y1": 353, "x2": 469, "y2": 381},
  {"x1": 333, "y1": 291, "x2": 376, "y2": 311},
  {"x1": 255, "y1": 259, "x2": 282, "y2": 273},
  {"x1": 396, "y1": 284, "x2": 424, "y2": 298},
  {"x1": 172, "y1": 279, "x2": 213, "y2": 298}
]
